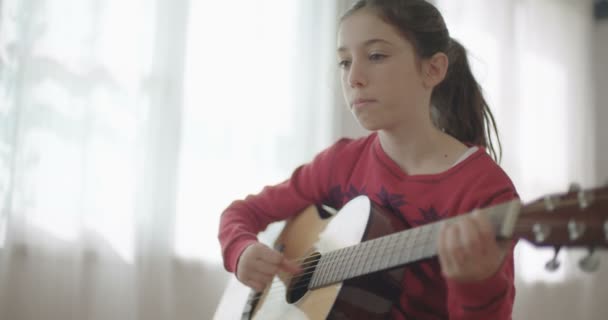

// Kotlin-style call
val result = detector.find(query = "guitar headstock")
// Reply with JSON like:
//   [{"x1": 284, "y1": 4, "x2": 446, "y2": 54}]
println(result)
[
  {"x1": 515, "y1": 184, "x2": 608, "y2": 248},
  {"x1": 511, "y1": 184, "x2": 608, "y2": 272}
]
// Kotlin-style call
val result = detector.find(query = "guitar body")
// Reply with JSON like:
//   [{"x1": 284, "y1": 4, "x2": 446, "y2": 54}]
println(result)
[
  {"x1": 247, "y1": 196, "x2": 406, "y2": 320},
  {"x1": 216, "y1": 185, "x2": 608, "y2": 320}
]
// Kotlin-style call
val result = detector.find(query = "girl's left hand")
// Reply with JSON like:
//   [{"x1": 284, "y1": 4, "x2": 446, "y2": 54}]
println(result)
[{"x1": 437, "y1": 210, "x2": 509, "y2": 283}]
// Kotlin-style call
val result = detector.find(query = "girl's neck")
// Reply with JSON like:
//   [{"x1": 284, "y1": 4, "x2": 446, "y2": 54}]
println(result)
[{"x1": 378, "y1": 123, "x2": 469, "y2": 176}]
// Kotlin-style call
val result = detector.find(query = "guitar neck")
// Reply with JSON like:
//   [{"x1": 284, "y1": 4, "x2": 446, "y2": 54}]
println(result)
[
  {"x1": 309, "y1": 200, "x2": 521, "y2": 289},
  {"x1": 309, "y1": 221, "x2": 439, "y2": 289}
]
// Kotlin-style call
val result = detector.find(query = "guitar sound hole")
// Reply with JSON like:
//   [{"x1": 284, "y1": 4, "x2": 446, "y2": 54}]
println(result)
[{"x1": 286, "y1": 252, "x2": 321, "y2": 304}]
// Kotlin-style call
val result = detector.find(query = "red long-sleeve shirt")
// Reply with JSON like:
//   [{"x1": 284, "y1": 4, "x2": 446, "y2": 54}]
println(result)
[{"x1": 219, "y1": 133, "x2": 518, "y2": 319}]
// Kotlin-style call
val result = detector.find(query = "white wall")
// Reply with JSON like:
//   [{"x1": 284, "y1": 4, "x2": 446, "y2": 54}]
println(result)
[{"x1": 594, "y1": 19, "x2": 608, "y2": 182}]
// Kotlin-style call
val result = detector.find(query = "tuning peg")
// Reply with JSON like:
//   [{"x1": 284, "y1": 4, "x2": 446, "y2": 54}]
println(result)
[
  {"x1": 543, "y1": 196, "x2": 559, "y2": 211},
  {"x1": 545, "y1": 246, "x2": 561, "y2": 272},
  {"x1": 579, "y1": 247, "x2": 600, "y2": 273},
  {"x1": 533, "y1": 223, "x2": 551, "y2": 242},
  {"x1": 568, "y1": 220, "x2": 586, "y2": 240}
]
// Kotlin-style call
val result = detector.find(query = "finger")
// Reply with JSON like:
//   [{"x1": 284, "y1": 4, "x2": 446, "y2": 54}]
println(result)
[
  {"x1": 472, "y1": 210, "x2": 501, "y2": 254},
  {"x1": 459, "y1": 215, "x2": 484, "y2": 257},
  {"x1": 236, "y1": 261, "x2": 257, "y2": 283},
  {"x1": 255, "y1": 259, "x2": 280, "y2": 277},
  {"x1": 446, "y1": 221, "x2": 465, "y2": 267},
  {"x1": 280, "y1": 258, "x2": 301, "y2": 274},
  {"x1": 247, "y1": 279, "x2": 265, "y2": 292},
  {"x1": 473, "y1": 210, "x2": 496, "y2": 242},
  {"x1": 236, "y1": 243, "x2": 259, "y2": 281},
  {"x1": 249, "y1": 271, "x2": 274, "y2": 286},
  {"x1": 438, "y1": 223, "x2": 455, "y2": 277},
  {"x1": 259, "y1": 247, "x2": 284, "y2": 265}
]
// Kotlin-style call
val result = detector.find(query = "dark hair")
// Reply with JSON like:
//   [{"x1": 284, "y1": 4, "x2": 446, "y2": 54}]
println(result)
[{"x1": 342, "y1": 0, "x2": 502, "y2": 161}]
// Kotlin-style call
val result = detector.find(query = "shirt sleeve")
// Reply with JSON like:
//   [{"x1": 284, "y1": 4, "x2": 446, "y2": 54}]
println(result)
[
  {"x1": 446, "y1": 175, "x2": 519, "y2": 320},
  {"x1": 217, "y1": 139, "x2": 349, "y2": 273}
]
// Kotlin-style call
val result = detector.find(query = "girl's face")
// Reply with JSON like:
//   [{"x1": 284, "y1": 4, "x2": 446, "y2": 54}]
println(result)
[{"x1": 337, "y1": 9, "x2": 432, "y2": 132}]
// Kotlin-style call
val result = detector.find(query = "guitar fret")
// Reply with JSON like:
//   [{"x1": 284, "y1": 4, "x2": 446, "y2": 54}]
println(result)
[
  {"x1": 343, "y1": 245, "x2": 356, "y2": 281},
  {"x1": 313, "y1": 254, "x2": 329, "y2": 288},
  {"x1": 324, "y1": 252, "x2": 339, "y2": 283},
  {"x1": 367, "y1": 239, "x2": 379, "y2": 274},
  {"x1": 308, "y1": 198, "x2": 528, "y2": 291},
  {"x1": 352, "y1": 242, "x2": 364, "y2": 278},
  {"x1": 339, "y1": 246, "x2": 350, "y2": 281},
  {"x1": 378, "y1": 235, "x2": 390, "y2": 269},
  {"x1": 331, "y1": 250, "x2": 342, "y2": 283},
  {"x1": 421, "y1": 232, "x2": 430, "y2": 258},
  {"x1": 328, "y1": 250, "x2": 340, "y2": 285},
  {"x1": 404, "y1": 227, "x2": 419, "y2": 265},
  {"x1": 328, "y1": 250, "x2": 341, "y2": 284},
  {"x1": 413, "y1": 238, "x2": 424, "y2": 261},
  {"x1": 354, "y1": 242, "x2": 366, "y2": 278},
  {"x1": 359, "y1": 240, "x2": 371, "y2": 276},
  {"x1": 412, "y1": 225, "x2": 432, "y2": 262},
  {"x1": 312, "y1": 256, "x2": 322, "y2": 288},
  {"x1": 394, "y1": 234, "x2": 404, "y2": 267},
  {"x1": 387, "y1": 233, "x2": 401, "y2": 268},
  {"x1": 426, "y1": 223, "x2": 440, "y2": 257},
  {"x1": 313, "y1": 219, "x2": 448, "y2": 288},
  {"x1": 372, "y1": 237, "x2": 383, "y2": 271},
  {"x1": 363, "y1": 240, "x2": 374, "y2": 274},
  {"x1": 325, "y1": 249, "x2": 340, "y2": 286},
  {"x1": 340, "y1": 248, "x2": 350, "y2": 279},
  {"x1": 319, "y1": 252, "x2": 334, "y2": 286},
  {"x1": 355, "y1": 241, "x2": 367, "y2": 277},
  {"x1": 360, "y1": 241, "x2": 370, "y2": 275},
  {"x1": 369, "y1": 237, "x2": 380, "y2": 271},
  {"x1": 332, "y1": 250, "x2": 342, "y2": 282},
  {"x1": 337, "y1": 247, "x2": 348, "y2": 282}
]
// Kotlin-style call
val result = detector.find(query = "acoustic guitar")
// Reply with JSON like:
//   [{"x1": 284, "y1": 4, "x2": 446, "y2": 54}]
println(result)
[{"x1": 213, "y1": 185, "x2": 608, "y2": 319}]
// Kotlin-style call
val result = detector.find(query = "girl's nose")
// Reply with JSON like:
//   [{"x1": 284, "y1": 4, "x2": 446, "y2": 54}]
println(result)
[{"x1": 348, "y1": 63, "x2": 367, "y2": 88}]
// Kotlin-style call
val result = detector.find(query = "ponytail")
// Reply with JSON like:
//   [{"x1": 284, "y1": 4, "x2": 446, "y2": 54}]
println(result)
[{"x1": 431, "y1": 38, "x2": 502, "y2": 161}]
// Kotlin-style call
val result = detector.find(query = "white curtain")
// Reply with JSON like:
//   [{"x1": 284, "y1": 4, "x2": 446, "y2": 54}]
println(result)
[
  {"x1": 432, "y1": 0, "x2": 607, "y2": 319},
  {"x1": 3, "y1": 0, "x2": 605, "y2": 319},
  {"x1": 0, "y1": 0, "x2": 337, "y2": 319}
]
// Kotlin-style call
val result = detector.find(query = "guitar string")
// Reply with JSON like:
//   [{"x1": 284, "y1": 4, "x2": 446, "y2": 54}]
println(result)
[
  {"x1": 250, "y1": 214, "x2": 607, "y2": 305},
  {"x1": 247, "y1": 235, "x2": 438, "y2": 307},
  {"x1": 245, "y1": 218, "x2": 608, "y2": 306},
  {"x1": 260, "y1": 194, "x2": 605, "y2": 274},
  {"x1": 260, "y1": 201, "x2": 605, "y2": 293},
  {"x1": 259, "y1": 225, "x2": 436, "y2": 292},
  {"x1": 242, "y1": 195, "x2": 608, "y2": 306},
  {"x1": 261, "y1": 195, "x2": 605, "y2": 272}
]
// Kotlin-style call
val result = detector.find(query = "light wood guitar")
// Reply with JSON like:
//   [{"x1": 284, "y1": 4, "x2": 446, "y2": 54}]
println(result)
[{"x1": 214, "y1": 185, "x2": 608, "y2": 319}]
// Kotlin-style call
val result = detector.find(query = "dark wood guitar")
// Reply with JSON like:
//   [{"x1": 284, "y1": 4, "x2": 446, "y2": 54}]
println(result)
[{"x1": 213, "y1": 185, "x2": 608, "y2": 319}]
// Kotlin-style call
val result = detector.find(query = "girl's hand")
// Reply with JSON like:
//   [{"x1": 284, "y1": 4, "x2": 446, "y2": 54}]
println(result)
[
  {"x1": 236, "y1": 242, "x2": 301, "y2": 292},
  {"x1": 437, "y1": 210, "x2": 509, "y2": 283}
]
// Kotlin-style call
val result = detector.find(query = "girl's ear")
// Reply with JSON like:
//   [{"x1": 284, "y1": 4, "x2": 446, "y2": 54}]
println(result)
[{"x1": 422, "y1": 52, "x2": 449, "y2": 89}]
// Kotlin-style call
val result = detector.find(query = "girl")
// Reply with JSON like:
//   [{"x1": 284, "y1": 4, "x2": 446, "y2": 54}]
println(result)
[{"x1": 219, "y1": 0, "x2": 518, "y2": 319}]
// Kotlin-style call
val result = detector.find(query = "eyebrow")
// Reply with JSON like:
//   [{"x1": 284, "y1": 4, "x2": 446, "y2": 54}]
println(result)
[{"x1": 337, "y1": 38, "x2": 393, "y2": 53}]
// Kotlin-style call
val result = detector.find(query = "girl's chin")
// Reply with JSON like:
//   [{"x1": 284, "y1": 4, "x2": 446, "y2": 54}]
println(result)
[
  {"x1": 354, "y1": 117, "x2": 383, "y2": 132},
  {"x1": 351, "y1": 109, "x2": 388, "y2": 131}
]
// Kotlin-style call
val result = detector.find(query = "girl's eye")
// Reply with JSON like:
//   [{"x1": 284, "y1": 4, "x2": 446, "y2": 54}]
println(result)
[
  {"x1": 369, "y1": 53, "x2": 387, "y2": 61},
  {"x1": 338, "y1": 60, "x2": 351, "y2": 69}
]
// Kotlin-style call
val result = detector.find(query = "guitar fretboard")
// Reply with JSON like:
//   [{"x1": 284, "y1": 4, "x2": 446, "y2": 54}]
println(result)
[
  {"x1": 309, "y1": 221, "x2": 440, "y2": 289},
  {"x1": 309, "y1": 200, "x2": 520, "y2": 289}
]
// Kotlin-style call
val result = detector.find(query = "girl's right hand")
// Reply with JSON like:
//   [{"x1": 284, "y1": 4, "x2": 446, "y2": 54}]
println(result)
[{"x1": 236, "y1": 242, "x2": 301, "y2": 292}]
